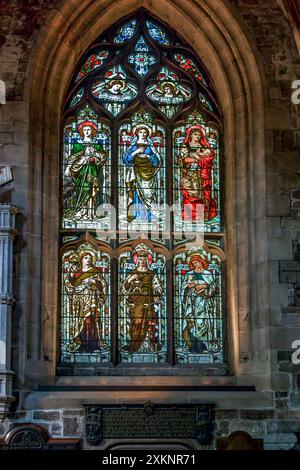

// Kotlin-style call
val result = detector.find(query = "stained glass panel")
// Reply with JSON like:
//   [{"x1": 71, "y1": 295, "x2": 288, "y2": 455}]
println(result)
[
  {"x1": 75, "y1": 51, "x2": 109, "y2": 82},
  {"x1": 60, "y1": 242, "x2": 111, "y2": 364},
  {"x1": 118, "y1": 243, "x2": 167, "y2": 363},
  {"x1": 91, "y1": 66, "x2": 138, "y2": 116},
  {"x1": 128, "y1": 36, "x2": 157, "y2": 76},
  {"x1": 70, "y1": 87, "x2": 84, "y2": 108},
  {"x1": 62, "y1": 105, "x2": 111, "y2": 230},
  {"x1": 173, "y1": 110, "x2": 221, "y2": 234},
  {"x1": 174, "y1": 54, "x2": 207, "y2": 86},
  {"x1": 174, "y1": 246, "x2": 223, "y2": 364},
  {"x1": 114, "y1": 19, "x2": 137, "y2": 44},
  {"x1": 146, "y1": 67, "x2": 192, "y2": 118},
  {"x1": 118, "y1": 109, "x2": 166, "y2": 234},
  {"x1": 146, "y1": 20, "x2": 170, "y2": 46}
]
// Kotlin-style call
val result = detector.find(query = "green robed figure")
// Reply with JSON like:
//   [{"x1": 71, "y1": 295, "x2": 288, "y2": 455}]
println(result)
[{"x1": 65, "y1": 120, "x2": 108, "y2": 221}]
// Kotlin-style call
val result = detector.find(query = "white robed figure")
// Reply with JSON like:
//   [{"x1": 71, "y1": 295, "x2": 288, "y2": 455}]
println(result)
[{"x1": 181, "y1": 252, "x2": 218, "y2": 354}]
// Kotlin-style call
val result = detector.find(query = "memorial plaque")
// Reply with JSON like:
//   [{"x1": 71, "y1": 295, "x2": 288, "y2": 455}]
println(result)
[{"x1": 85, "y1": 402, "x2": 214, "y2": 446}]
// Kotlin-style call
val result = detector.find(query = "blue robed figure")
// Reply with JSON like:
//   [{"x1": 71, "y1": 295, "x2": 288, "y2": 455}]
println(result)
[{"x1": 123, "y1": 124, "x2": 161, "y2": 223}]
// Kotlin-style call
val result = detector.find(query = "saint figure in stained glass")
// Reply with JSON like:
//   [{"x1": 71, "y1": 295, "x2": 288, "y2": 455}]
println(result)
[
  {"x1": 119, "y1": 244, "x2": 166, "y2": 363},
  {"x1": 174, "y1": 247, "x2": 222, "y2": 364},
  {"x1": 63, "y1": 108, "x2": 109, "y2": 224},
  {"x1": 122, "y1": 120, "x2": 162, "y2": 224},
  {"x1": 91, "y1": 67, "x2": 138, "y2": 116},
  {"x1": 61, "y1": 243, "x2": 110, "y2": 360}
]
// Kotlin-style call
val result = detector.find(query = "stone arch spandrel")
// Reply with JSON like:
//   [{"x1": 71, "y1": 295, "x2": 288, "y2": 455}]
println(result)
[{"x1": 24, "y1": 0, "x2": 269, "y2": 389}]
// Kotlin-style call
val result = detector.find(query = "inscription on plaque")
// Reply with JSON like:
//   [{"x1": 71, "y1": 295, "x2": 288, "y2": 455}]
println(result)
[{"x1": 85, "y1": 402, "x2": 214, "y2": 446}]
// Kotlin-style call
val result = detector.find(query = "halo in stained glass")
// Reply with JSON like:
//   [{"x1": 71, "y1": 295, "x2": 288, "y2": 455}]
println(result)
[
  {"x1": 146, "y1": 66, "x2": 192, "y2": 118},
  {"x1": 128, "y1": 36, "x2": 157, "y2": 76},
  {"x1": 174, "y1": 54, "x2": 207, "y2": 86},
  {"x1": 114, "y1": 19, "x2": 137, "y2": 44},
  {"x1": 91, "y1": 66, "x2": 138, "y2": 116},
  {"x1": 146, "y1": 20, "x2": 170, "y2": 46},
  {"x1": 75, "y1": 51, "x2": 109, "y2": 82},
  {"x1": 69, "y1": 87, "x2": 84, "y2": 108}
]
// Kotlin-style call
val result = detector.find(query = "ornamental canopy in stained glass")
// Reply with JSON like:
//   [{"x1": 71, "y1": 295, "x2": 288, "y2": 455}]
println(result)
[{"x1": 60, "y1": 11, "x2": 224, "y2": 371}]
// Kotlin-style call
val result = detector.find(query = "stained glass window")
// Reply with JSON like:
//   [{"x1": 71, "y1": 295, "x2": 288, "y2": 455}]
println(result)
[
  {"x1": 69, "y1": 88, "x2": 84, "y2": 108},
  {"x1": 60, "y1": 12, "x2": 224, "y2": 371}
]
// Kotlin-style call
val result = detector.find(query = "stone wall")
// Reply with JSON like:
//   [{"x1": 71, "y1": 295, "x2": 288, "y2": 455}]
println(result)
[{"x1": 0, "y1": 403, "x2": 300, "y2": 449}]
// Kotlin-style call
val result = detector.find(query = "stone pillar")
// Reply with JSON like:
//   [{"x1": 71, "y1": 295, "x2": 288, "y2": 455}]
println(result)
[{"x1": 0, "y1": 204, "x2": 18, "y2": 419}]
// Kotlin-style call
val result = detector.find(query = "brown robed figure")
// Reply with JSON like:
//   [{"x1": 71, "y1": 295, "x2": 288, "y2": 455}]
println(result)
[
  {"x1": 65, "y1": 251, "x2": 108, "y2": 353},
  {"x1": 122, "y1": 247, "x2": 163, "y2": 353}
]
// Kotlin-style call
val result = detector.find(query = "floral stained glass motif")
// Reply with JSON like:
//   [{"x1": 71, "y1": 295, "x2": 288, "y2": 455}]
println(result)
[
  {"x1": 70, "y1": 88, "x2": 84, "y2": 108},
  {"x1": 146, "y1": 67, "x2": 192, "y2": 118},
  {"x1": 174, "y1": 54, "x2": 207, "y2": 86},
  {"x1": 62, "y1": 105, "x2": 111, "y2": 230},
  {"x1": 61, "y1": 242, "x2": 111, "y2": 364},
  {"x1": 173, "y1": 111, "x2": 220, "y2": 234},
  {"x1": 146, "y1": 20, "x2": 170, "y2": 46},
  {"x1": 174, "y1": 246, "x2": 223, "y2": 364},
  {"x1": 114, "y1": 19, "x2": 137, "y2": 44},
  {"x1": 76, "y1": 51, "x2": 109, "y2": 82},
  {"x1": 118, "y1": 243, "x2": 167, "y2": 363},
  {"x1": 91, "y1": 66, "x2": 138, "y2": 116},
  {"x1": 118, "y1": 109, "x2": 166, "y2": 233},
  {"x1": 128, "y1": 36, "x2": 157, "y2": 76}
]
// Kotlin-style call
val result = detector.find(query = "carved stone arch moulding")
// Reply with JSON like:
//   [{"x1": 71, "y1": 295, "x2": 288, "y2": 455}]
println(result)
[{"x1": 24, "y1": 0, "x2": 268, "y2": 387}]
